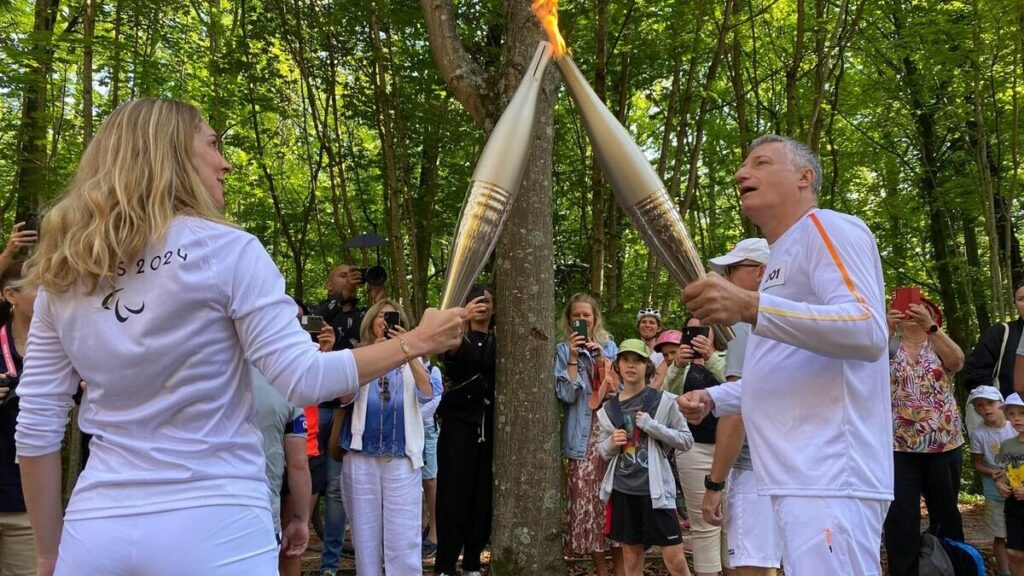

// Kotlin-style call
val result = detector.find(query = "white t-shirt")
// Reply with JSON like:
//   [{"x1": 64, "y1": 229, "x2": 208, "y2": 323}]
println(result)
[
  {"x1": 709, "y1": 209, "x2": 893, "y2": 501},
  {"x1": 16, "y1": 217, "x2": 359, "y2": 520},
  {"x1": 970, "y1": 420, "x2": 1017, "y2": 499}
]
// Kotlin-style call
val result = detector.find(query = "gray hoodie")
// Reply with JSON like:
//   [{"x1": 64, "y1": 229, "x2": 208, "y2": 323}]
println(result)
[{"x1": 595, "y1": 389, "x2": 693, "y2": 509}]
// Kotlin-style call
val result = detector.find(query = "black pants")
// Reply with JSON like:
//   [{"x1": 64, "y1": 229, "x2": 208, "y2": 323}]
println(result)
[
  {"x1": 434, "y1": 417, "x2": 493, "y2": 574},
  {"x1": 883, "y1": 447, "x2": 965, "y2": 576}
]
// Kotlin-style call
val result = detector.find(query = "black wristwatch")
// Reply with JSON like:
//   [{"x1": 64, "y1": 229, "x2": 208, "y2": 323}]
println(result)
[
  {"x1": 704, "y1": 474, "x2": 726, "y2": 491},
  {"x1": 928, "y1": 324, "x2": 939, "y2": 334}
]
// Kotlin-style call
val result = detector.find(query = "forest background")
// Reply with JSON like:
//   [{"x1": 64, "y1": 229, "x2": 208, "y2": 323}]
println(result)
[{"x1": 2, "y1": 0, "x2": 1023, "y2": 572}]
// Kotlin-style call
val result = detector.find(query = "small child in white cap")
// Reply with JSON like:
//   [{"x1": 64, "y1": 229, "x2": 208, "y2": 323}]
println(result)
[
  {"x1": 969, "y1": 385, "x2": 1016, "y2": 576},
  {"x1": 996, "y1": 393, "x2": 1024, "y2": 575}
]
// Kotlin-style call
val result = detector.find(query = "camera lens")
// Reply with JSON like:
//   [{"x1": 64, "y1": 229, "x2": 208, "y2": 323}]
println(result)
[{"x1": 365, "y1": 265, "x2": 387, "y2": 286}]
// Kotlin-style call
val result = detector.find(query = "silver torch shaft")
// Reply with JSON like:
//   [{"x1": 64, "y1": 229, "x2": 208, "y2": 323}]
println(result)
[
  {"x1": 439, "y1": 42, "x2": 554, "y2": 310},
  {"x1": 555, "y1": 54, "x2": 733, "y2": 346}
]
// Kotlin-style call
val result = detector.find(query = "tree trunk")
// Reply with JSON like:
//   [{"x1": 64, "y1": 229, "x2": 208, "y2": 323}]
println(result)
[
  {"x1": 962, "y1": 216, "x2": 991, "y2": 332},
  {"x1": 784, "y1": 0, "x2": 805, "y2": 137},
  {"x1": 13, "y1": 0, "x2": 60, "y2": 219},
  {"x1": 490, "y1": 8, "x2": 563, "y2": 575},
  {"x1": 589, "y1": 0, "x2": 608, "y2": 297},
  {"x1": 207, "y1": 0, "x2": 226, "y2": 133},
  {"x1": 901, "y1": 45, "x2": 967, "y2": 345},
  {"x1": 422, "y1": 0, "x2": 563, "y2": 571},
  {"x1": 969, "y1": 0, "x2": 1004, "y2": 316},
  {"x1": 110, "y1": 0, "x2": 123, "y2": 107},
  {"x1": 368, "y1": 9, "x2": 410, "y2": 307},
  {"x1": 604, "y1": 52, "x2": 631, "y2": 313},
  {"x1": 645, "y1": 59, "x2": 682, "y2": 304},
  {"x1": 82, "y1": 0, "x2": 95, "y2": 145},
  {"x1": 680, "y1": 0, "x2": 734, "y2": 216}
]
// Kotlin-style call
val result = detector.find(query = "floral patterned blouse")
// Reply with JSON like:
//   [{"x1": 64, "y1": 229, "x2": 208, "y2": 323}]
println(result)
[{"x1": 890, "y1": 340, "x2": 964, "y2": 453}]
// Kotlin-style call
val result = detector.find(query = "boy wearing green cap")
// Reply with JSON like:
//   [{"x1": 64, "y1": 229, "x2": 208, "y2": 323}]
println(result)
[{"x1": 596, "y1": 339, "x2": 694, "y2": 576}]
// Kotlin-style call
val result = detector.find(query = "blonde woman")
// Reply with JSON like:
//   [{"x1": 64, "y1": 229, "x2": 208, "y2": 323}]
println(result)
[
  {"x1": 338, "y1": 299, "x2": 437, "y2": 575},
  {"x1": 555, "y1": 293, "x2": 623, "y2": 576},
  {"x1": 14, "y1": 99, "x2": 464, "y2": 576}
]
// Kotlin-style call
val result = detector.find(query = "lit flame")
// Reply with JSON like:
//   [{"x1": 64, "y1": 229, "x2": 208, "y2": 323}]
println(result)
[{"x1": 531, "y1": 0, "x2": 567, "y2": 58}]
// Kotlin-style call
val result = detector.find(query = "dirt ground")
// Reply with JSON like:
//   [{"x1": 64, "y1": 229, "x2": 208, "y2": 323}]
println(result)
[{"x1": 299, "y1": 500, "x2": 997, "y2": 575}]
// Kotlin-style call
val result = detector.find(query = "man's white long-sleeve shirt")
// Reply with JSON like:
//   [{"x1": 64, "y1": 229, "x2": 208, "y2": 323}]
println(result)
[
  {"x1": 16, "y1": 217, "x2": 359, "y2": 520},
  {"x1": 709, "y1": 209, "x2": 893, "y2": 501}
]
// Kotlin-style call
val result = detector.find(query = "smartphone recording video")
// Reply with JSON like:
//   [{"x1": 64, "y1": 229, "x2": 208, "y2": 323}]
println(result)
[
  {"x1": 892, "y1": 287, "x2": 922, "y2": 314},
  {"x1": 383, "y1": 311, "x2": 401, "y2": 338},
  {"x1": 681, "y1": 326, "x2": 711, "y2": 347},
  {"x1": 572, "y1": 319, "x2": 588, "y2": 344},
  {"x1": 298, "y1": 315, "x2": 324, "y2": 333}
]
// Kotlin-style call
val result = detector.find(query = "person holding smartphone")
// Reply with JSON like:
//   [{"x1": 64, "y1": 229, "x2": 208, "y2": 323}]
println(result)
[
  {"x1": 666, "y1": 317, "x2": 732, "y2": 576},
  {"x1": 0, "y1": 221, "x2": 38, "y2": 279},
  {"x1": 555, "y1": 293, "x2": 622, "y2": 576},
  {"x1": 337, "y1": 299, "x2": 439, "y2": 575},
  {"x1": 884, "y1": 296, "x2": 966, "y2": 574},
  {"x1": 0, "y1": 263, "x2": 37, "y2": 575},
  {"x1": 434, "y1": 284, "x2": 495, "y2": 576}
]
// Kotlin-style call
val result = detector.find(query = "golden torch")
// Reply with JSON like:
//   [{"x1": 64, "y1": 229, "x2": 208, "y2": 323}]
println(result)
[
  {"x1": 533, "y1": 0, "x2": 733, "y2": 345},
  {"x1": 439, "y1": 41, "x2": 554, "y2": 310}
]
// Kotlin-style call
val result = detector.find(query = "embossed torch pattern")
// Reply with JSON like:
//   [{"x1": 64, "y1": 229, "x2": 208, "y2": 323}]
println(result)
[
  {"x1": 626, "y1": 191, "x2": 735, "y2": 346},
  {"x1": 439, "y1": 181, "x2": 513, "y2": 310}
]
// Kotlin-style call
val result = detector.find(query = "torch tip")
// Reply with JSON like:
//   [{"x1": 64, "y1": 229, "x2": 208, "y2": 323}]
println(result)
[{"x1": 531, "y1": 0, "x2": 567, "y2": 58}]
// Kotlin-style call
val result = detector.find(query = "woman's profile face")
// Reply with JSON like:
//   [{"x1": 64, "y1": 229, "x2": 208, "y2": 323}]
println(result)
[
  {"x1": 3, "y1": 285, "x2": 37, "y2": 323},
  {"x1": 193, "y1": 122, "x2": 232, "y2": 208},
  {"x1": 1015, "y1": 286, "x2": 1024, "y2": 319}
]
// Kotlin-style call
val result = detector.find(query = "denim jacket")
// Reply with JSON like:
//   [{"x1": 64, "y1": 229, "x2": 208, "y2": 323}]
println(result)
[{"x1": 555, "y1": 339, "x2": 618, "y2": 459}]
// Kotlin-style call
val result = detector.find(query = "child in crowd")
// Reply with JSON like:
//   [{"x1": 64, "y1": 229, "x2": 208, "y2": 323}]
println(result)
[
  {"x1": 651, "y1": 330, "x2": 681, "y2": 390},
  {"x1": 596, "y1": 339, "x2": 693, "y2": 576},
  {"x1": 996, "y1": 393, "x2": 1024, "y2": 576},
  {"x1": 970, "y1": 385, "x2": 1016, "y2": 576}
]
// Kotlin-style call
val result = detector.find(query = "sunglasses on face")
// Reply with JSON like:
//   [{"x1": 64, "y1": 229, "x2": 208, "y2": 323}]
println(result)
[{"x1": 725, "y1": 263, "x2": 762, "y2": 275}]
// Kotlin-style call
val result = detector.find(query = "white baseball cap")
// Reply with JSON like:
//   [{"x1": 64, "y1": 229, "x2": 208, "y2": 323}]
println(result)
[
  {"x1": 710, "y1": 238, "x2": 771, "y2": 275},
  {"x1": 968, "y1": 385, "x2": 1003, "y2": 404},
  {"x1": 1002, "y1": 393, "x2": 1024, "y2": 411}
]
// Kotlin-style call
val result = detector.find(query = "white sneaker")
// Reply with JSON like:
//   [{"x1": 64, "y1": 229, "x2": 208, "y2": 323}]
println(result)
[{"x1": 464, "y1": 572, "x2": 482, "y2": 576}]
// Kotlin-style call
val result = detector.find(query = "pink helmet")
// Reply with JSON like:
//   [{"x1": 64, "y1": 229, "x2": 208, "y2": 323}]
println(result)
[{"x1": 653, "y1": 330, "x2": 682, "y2": 353}]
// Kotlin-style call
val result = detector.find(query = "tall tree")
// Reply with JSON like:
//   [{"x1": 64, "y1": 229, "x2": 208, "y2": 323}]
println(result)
[
  {"x1": 422, "y1": 0, "x2": 564, "y2": 571},
  {"x1": 12, "y1": 0, "x2": 60, "y2": 218}
]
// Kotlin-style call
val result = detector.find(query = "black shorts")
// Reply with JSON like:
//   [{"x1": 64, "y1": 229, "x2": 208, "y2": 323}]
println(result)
[
  {"x1": 608, "y1": 490, "x2": 683, "y2": 548},
  {"x1": 1006, "y1": 498, "x2": 1024, "y2": 550}
]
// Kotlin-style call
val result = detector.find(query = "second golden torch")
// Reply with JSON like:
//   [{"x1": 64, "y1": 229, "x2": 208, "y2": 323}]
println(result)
[
  {"x1": 555, "y1": 54, "x2": 734, "y2": 346},
  {"x1": 439, "y1": 42, "x2": 554, "y2": 310}
]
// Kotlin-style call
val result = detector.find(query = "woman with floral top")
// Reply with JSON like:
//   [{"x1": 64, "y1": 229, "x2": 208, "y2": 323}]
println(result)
[{"x1": 884, "y1": 296, "x2": 965, "y2": 575}]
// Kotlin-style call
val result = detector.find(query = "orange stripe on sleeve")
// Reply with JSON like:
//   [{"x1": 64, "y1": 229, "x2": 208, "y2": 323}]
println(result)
[{"x1": 808, "y1": 213, "x2": 870, "y2": 311}]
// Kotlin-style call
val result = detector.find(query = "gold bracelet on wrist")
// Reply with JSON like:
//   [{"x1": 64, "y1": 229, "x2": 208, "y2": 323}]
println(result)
[{"x1": 398, "y1": 337, "x2": 412, "y2": 364}]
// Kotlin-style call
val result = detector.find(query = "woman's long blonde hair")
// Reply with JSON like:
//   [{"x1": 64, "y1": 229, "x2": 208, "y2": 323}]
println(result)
[{"x1": 25, "y1": 99, "x2": 231, "y2": 294}]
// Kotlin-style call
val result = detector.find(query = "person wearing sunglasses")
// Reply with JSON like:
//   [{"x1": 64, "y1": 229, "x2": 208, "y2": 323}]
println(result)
[{"x1": 336, "y1": 298, "x2": 437, "y2": 575}]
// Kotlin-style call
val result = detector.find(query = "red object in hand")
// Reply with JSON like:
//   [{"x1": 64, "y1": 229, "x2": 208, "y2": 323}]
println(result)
[{"x1": 892, "y1": 286, "x2": 922, "y2": 313}]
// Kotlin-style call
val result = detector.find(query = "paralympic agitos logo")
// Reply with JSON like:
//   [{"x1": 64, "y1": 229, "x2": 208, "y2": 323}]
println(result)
[{"x1": 101, "y1": 288, "x2": 145, "y2": 323}]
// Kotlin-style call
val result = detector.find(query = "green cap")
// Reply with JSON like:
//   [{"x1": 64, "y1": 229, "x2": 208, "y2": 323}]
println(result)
[{"x1": 617, "y1": 338, "x2": 651, "y2": 359}]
